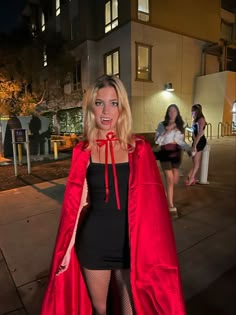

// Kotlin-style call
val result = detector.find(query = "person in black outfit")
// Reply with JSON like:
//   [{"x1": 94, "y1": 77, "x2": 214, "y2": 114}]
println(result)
[
  {"x1": 40, "y1": 75, "x2": 186, "y2": 315},
  {"x1": 75, "y1": 75, "x2": 134, "y2": 315},
  {"x1": 186, "y1": 104, "x2": 207, "y2": 185}
]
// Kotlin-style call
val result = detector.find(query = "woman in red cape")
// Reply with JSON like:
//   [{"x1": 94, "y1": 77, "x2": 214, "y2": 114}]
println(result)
[{"x1": 41, "y1": 75, "x2": 186, "y2": 315}]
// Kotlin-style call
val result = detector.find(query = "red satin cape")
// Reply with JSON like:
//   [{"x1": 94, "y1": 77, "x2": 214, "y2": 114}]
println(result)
[{"x1": 40, "y1": 137, "x2": 186, "y2": 315}]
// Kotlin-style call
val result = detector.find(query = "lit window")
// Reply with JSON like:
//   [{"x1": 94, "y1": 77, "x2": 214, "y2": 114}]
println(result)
[
  {"x1": 138, "y1": 0, "x2": 149, "y2": 22},
  {"x1": 105, "y1": 0, "x2": 118, "y2": 33},
  {"x1": 73, "y1": 62, "x2": 81, "y2": 90},
  {"x1": 105, "y1": 50, "x2": 119, "y2": 76},
  {"x1": 56, "y1": 0, "x2": 60, "y2": 16},
  {"x1": 136, "y1": 43, "x2": 152, "y2": 80},
  {"x1": 41, "y1": 12, "x2": 45, "y2": 31},
  {"x1": 43, "y1": 47, "x2": 47, "y2": 67}
]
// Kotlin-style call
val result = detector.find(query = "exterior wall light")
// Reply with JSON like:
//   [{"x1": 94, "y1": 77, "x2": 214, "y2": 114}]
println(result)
[{"x1": 164, "y1": 83, "x2": 174, "y2": 92}]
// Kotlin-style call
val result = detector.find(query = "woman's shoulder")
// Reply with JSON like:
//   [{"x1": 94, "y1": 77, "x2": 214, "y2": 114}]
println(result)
[
  {"x1": 73, "y1": 140, "x2": 89, "y2": 153},
  {"x1": 197, "y1": 117, "x2": 206, "y2": 125}
]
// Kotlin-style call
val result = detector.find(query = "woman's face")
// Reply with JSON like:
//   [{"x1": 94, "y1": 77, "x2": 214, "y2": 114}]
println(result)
[
  {"x1": 93, "y1": 86, "x2": 120, "y2": 135},
  {"x1": 192, "y1": 110, "x2": 197, "y2": 118},
  {"x1": 168, "y1": 106, "x2": 178, "y2": 121}
]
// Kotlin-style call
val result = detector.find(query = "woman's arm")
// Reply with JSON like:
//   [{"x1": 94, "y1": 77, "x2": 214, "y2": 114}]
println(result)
[
  {"x1": 154, "y1": 122, "x2": 165, "y2": 143},
  {"x1": 192, "y1": 117, "x2": 205, "y2": 150}
]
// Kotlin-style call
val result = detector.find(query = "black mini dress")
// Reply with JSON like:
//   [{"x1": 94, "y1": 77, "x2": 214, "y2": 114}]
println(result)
[
  {"x1": 192, "y1": 122, "x2": 207, "y2": 152},
  {"x1": 75, "y1": 162, "x2": 130, "y2": 270}
]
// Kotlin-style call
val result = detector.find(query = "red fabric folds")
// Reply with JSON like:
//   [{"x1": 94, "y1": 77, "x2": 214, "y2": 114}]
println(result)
[{"x1": 40, "y1": 137, "x2": 186, "y2": 315}]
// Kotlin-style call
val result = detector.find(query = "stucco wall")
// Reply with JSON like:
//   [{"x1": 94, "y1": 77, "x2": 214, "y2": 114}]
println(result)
[
  {"x1": 131, "y1": 0, "x2": 220, "y2": 42},
  {"x1": 74, "y1": 24, "x2": 132, "y2": 98},
  {"x1": 130, "y1": 22, "x2": 204, "y2": 132},
  {"x1": 193, "y1": 71, "x2": 235, "y2": 137}
]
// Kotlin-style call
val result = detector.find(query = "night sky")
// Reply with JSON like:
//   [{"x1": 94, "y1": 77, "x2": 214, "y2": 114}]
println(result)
[{"x1": 0, "y1": 0, "x2": 27, "y2": 33}]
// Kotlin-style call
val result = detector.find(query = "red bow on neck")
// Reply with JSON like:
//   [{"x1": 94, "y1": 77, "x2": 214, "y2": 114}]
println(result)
[{"x1": 96, "y1": 132, "x2": 120, "y2": 210}]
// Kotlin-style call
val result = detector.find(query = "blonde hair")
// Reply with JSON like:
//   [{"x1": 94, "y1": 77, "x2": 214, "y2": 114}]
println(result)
[{"x1": 83, "y1": 75, "x2": 134, "y2": 149}]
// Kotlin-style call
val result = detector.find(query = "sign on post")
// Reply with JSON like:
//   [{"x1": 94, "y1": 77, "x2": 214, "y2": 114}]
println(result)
[
  {"x1": 14, "y1": 129, "x2": 26, "y2": 143},
  {"x1": 11, "y1": 129, "x2": 31, "y2": 176}
]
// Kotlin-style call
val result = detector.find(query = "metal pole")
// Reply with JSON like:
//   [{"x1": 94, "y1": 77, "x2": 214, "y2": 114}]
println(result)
[
  {"x1": 53, "y1": 141, "x2": 58, "y2": 160},
  {"x1": 17, "y1": 144, "x2": 23, "y2": 165},
  {"x1": 25, "y1": 130, "x2": 31, "y2": 174},
  {"x1": 11, "y1": 129, "x2": 18, "y2": 176},
  {"x1": 199, "y1": 144, "x2": 211, "y2": 184},
  {"x1": 0, "y1": 120, "x2": 2, "y2": 158}
]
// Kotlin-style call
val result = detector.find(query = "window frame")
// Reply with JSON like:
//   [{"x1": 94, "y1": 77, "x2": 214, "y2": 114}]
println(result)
[
  {"x1": 135, "y1": 42, "x2": 152, "y2": 81},
  {"x1": 104, "y1": 48, "x2": 120, "y2": 77},
  {"x1": 137, "y1": 0, "x2": 150, "y2": 22},
  {"x1": 221, "y1": 19, "x2": 234, "y2": 41},
  {"x1": 105, "y1": 0, "x2": 119, "y2": 34}
]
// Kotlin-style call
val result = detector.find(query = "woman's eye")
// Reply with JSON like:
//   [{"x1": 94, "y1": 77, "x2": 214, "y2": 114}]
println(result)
[
  {"x1": 95, "y1": 101, "x2": 103, "y2": 106},
  {"x1": 112, "y1": 101, "x2": 118, "y2": 107}
]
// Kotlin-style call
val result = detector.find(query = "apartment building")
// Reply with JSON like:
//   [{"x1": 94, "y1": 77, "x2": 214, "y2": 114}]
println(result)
[{"x1": 24, "y1": 0, "x2": 236, "y2": 136}]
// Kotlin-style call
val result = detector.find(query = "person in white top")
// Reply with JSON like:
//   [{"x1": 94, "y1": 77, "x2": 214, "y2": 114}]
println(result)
[{"x1": 155, "y1": 104, "x2": 190, "y2": 216}]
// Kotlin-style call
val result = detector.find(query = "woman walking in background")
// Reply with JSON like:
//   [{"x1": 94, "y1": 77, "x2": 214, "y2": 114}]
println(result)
[
  {"x1": 155, "y1": 104, "x2": 190, "y2": 216},
  {"x1": 186, "y1": 104, "x2": 207, "y2": 186}
]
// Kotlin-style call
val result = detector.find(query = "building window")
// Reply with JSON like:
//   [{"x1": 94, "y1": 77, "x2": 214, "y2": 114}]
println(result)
[
  {"x1": 73, "y1": 62, "x2": 81, "y2": 90},
  {"x1": 138, "y1": 0, "x2": 149, "y2": 22},
  {"x1": 221, "y1": 19, "x2": 233, "y2": 41},
  {"x1": 105, "y1": 0, "x2": 118, "y2": 33},
  {"x1": 105, "y1": 49, "x2": 120, "y2": 76},
  {"x1": 56, "y1": 0, "x2": 60, "y2": 16},
  {"x1": 41, "y1": 12, "x2": 45, "y2": 31},
  {"x1": 136, "y1": 43, "x2": 152, "y2": 81},
  {"x1": 43, "y1": 47, "x2": 47, "y2": 67}
]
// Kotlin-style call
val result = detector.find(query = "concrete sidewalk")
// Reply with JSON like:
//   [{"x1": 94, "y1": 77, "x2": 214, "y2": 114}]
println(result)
[{"x1": 0, "y1": 137, "x2": 235, "y2": 315}]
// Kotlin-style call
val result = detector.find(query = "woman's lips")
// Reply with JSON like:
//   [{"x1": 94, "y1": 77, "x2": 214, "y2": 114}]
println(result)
[{"x1": 101, "y1": 117, "x2": 111, "y2": 125}]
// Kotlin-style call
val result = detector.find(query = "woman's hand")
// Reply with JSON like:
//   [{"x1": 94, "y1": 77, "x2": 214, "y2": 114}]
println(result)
[
  {"x1": 165, "y1": 123, "x2": 176, "y2": 131},
  {"x1": 191, "y1": 146, "x2": 197, "y2": 157}
]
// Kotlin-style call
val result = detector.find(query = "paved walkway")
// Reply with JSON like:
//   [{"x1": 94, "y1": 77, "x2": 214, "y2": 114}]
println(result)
[{"x1": 0, "y1": 137, "x2": 235, "y2": 315}]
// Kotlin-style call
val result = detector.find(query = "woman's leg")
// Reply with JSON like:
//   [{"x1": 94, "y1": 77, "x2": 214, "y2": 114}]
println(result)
[
  {"x1": 173, "y1": 168, "x2": 180, "y2": 185},
  {"x1": 164, "y1": 169, "x2": 175, "y2": 208},
  {"x1": 114, "y1": 269, "x2": 134, "y2": 314},
  {"x1": 82, "y1": 268, "x2": 111, "y2": 315},
  {"x1": 190, "y1": 151, "x2": 202, "y2": 180}
]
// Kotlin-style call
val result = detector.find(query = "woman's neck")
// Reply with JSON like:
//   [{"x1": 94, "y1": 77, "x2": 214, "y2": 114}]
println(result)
[{"x1": 97, "y1": 129, "x2": 116, "y2": 139}]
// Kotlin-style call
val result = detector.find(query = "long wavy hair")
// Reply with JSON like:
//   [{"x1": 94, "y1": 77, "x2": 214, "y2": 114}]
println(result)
[
  {"x1": 163, "y1": 104, "x2": 184, "y2": 133},
  {"x1": 192, "y1": 104, "x2": 205, "y2": 123},
  {"x1": 83, "y1": 74, "x2": 133, "y2": 149}
]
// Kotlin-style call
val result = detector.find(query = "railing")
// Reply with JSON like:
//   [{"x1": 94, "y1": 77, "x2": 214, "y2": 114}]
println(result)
[
  {"x1": 185, "y1": 123, "x2": 212, "y2": 141},
  {"x1": 224, "y1": 122, "x2": 232, "y2": 136},
  {"x1": 185, "y1": 124, "x2": 192, "y2": 142},
  {"x1": 205, "y1": 123, "x2": 212, "y2": 140},
  {"x1": 217, "y1": 121, "x2": 235, "y2": 138},
  {"x1": 217, "y1": 122, "x2": 224, "y2": 138}
]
